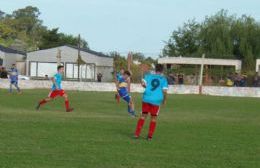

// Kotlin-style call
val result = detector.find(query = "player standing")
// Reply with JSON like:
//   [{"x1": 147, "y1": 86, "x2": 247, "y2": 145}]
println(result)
[
  {"x1": 36, "y1": 65, "x2": 74, "y2": 112},
  {"x1": 134, "y1": 64, "x2": 168, "y2": 140},
  {"x1": 9, "y1": 64, "x2": 22, "y2": 94},
  {"x1": 115, "y1": 69, "x2": 136, "y2": 117}
]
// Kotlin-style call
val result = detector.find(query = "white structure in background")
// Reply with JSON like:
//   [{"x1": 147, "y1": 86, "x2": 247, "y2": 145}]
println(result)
[
  {"x1": 0, "y1": 44, "x2": 26, "y2": 74},
  {"x1": 256, "y1": 59, "x2": 260, "y2": 73},
  {"x1": 158, "y1": 57, "x2": 242, "y2": 72},
  {"x1": 26, "y1": 45, "x2": 113, "y2": 82}
]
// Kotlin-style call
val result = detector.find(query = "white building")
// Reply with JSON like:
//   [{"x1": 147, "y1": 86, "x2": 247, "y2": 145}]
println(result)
[
  {"x1": 0, "y1": 44, "x2": 26, "y2": 74},
  {"x1": 26, "y1": 45, "x2": 113, "y2": 82}
]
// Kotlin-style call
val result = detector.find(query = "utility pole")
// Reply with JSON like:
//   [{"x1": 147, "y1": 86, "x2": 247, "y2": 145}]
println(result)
[
  {"x1": 199, "y1": 54, "x2": 205, "y2": 94},
  {"x1": 57, "y1": 48, "x2": 61, "y2": 66},
  {"x1": 77, "y1": 34, "x2": 81, "y2": 81}
]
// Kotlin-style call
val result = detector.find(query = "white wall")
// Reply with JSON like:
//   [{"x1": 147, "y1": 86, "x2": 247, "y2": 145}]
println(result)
[{"x1": 0, "y1": 80, "x2": 260, "y2": 97}]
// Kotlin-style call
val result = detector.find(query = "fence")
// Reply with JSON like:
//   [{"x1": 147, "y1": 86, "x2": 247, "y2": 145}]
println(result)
[{"x1": 0, "y1": 79, "x2": 260, "y2": 98}]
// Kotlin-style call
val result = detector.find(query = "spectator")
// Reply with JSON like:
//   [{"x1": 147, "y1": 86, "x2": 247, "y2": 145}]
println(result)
[
  {"x1": 178, "y1": 74, "x2": 184, "y2": 85},
  {"x1": 253, "y1": 73, "x2": 259, "y2": 87},
  {"x1": 0, "y1": 67, "x2": 8, "y2": 79},
  {"x1": 45, "y1": 75, "x2": 49, "y2": 80},
  {"x1": 234, "y1": 73, "x2": 241, "y2": 87},
  {"x1": 190, "y1": 73, "x2": 197, "y2": 85},
  {"x1": 239, "y1": 75, "x2": 247, "y2": 87},
  {"x1": 97, "y1": 73, "x2": 103, "y2": 82},
  {"x1": 167, "y1": 73, "x2": 175, "y2": 85}
]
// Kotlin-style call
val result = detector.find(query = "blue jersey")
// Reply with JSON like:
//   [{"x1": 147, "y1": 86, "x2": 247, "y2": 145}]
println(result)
[
  {"x1": 117, "y1": 73, "x2": 127, "y2": 88},
  {"x1": 9, "y1": 68, "x2": 18, "y2": 82},
  {"x1": 52, "y1": 73, "x2": 62, "y2": 91},
  {"x1": 142, "y1": 73, "x2": 168, "y2": 106}
]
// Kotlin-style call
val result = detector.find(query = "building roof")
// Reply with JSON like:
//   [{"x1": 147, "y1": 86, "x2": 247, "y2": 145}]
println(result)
[
  {"x1": 158, "y1": 56, "x2": 242, "y2": 71},
  {"x1": 27, "y1": 45, "x2": 111, "y2": 58},
  {"x1": 65, "y1": 45, "x2": 111, "y2": 58},
  {"x1": 0, "y1": 44, "x2": 26, "y2": 55}
]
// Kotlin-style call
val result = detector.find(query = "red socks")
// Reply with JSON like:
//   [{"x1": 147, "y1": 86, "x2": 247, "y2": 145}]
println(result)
[
  {"x1": 65, "y1": 100, "x2": 70, "y2": 110},
  {"x1": 39, "y1": 99, "x2": 47, "y2": 106},
  {"x1": 148, "y1": 121, "x2": 157, "y2": 138},
  {"x1": 135, "y1": 118, "x2": 145, "y2": 137},
  {"x1": 116, "y1": 94, "x2": 120, "y2": 104}
]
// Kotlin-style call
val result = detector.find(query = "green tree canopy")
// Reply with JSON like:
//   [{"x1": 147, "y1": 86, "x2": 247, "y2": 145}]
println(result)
[{"x1": 163, "y1": 9, "x2": 260, "y2": 71}]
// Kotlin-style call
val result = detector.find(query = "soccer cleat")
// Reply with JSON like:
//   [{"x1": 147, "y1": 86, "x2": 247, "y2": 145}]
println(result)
[
  {"x1": 133, "y1": 135, "x2": 140, "y2": 139},
  {"x1": 128, "y1": 110, "x2": 136, "y2": 117},
  {"x1": 36, "y1": 103, "x2": 41, "y2": 111},
  {"x1": 66, "y1": 108, "x2": 74, "y2": 112},
  {"x1": 147, "y1": 136, "x2": 153, "y2": 141}
]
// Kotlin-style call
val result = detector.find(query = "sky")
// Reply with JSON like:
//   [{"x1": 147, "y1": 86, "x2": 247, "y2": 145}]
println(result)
[{"x1": 1, "y1": 0, "x2": 260, "y2": 57}]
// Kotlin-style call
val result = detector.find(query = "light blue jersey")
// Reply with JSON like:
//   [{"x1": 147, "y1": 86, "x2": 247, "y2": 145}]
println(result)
[
  {"x1": 52, "y1": 73, "x2": 62, "y2": 91},
  {"x1": 142, "y1": 73, "x2": 168, "y2": 106}
]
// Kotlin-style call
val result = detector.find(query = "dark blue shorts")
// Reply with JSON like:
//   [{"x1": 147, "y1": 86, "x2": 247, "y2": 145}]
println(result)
[{"x1": 118, "y1": 88, "x2": 131, "y2": 103}]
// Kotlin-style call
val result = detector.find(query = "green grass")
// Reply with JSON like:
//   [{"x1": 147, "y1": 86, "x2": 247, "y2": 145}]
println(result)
[{"x1": 0, "y1": 89, "x2": 260, "y2": 168}]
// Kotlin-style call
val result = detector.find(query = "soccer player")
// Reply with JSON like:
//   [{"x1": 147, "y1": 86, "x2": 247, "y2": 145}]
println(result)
[
  {"x1": 9, "y1": 64, "x2": 21, "y2": 94},
  {"x1": 114, "y1": 68, "x2": 125, "y2": 103},
  {"x1": 36, "y1": 65, "x2": 74, "y2": 112},
  {"x1": 134, "y1": 64, "x2": 168, "y2": 140},
  {"x1": 115, "y1": 70, "x2": 136, "y2": 117}
]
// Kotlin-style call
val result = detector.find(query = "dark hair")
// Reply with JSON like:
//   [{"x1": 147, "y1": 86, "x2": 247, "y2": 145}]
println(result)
[
  {"x1": 124, "y1": 70, "x2": 131, "y2": 77},
  {"x1": 155, "y1": 64, "x2": 164, "y2": 73},
  {"x1": 57, "y1": 65, "x2": 64, "y2": 70}
]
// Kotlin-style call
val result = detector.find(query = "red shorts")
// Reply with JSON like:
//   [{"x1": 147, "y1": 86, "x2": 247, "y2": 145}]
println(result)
[
  {"x1": 142, "y1": 102, "x2": 160, "y2": 116},
  {"x1": 48, "y1": 90, "x2": 65, "y2": 98}
]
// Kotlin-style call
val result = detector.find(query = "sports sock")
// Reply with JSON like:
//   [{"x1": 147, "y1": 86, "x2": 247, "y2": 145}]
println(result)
[
  {"x1": 135, "y1": 118, "x2": 145, "y2": 137},
  {"x1": 116, "y1": 94, "x2": 120, "y2": 103},
  {"x1": 65, "y1": 100, "x2": 70, "y2": 110},
  {"x1": 148, "y1": 121, "x2": 157, "y2": 138},
  {"x1": 39, "y1": 99, "x2": 47, "y2": 106}
]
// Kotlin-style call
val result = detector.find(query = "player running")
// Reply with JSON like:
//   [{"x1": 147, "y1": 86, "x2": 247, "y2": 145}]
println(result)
[
  {"x1": 36, "y1": 65, "x2": 74, "y2": 112},
  {"x1": 9, "y1": 64, "x2": 22, "y2": 94},
  {"x1": 115, "y1": 69, "x2": 136, "y2": 117},
  {"x1": 134, "y1": 64, "x2": 168, "y2": 140}
]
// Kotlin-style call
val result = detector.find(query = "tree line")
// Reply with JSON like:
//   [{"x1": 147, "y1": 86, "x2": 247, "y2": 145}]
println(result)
[
  {"x1": 163, "y1": 10, "x2": 260, "y2": 72},
  {"x1": 0, "y1": 6, "x2": 88, "y2": 52}
]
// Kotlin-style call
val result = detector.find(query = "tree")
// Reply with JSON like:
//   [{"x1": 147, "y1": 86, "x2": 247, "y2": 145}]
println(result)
[
  {"x1": 0, "y1": 6, "x2": 89, "y2": 51},
  {"x1": 163, "y1": 9, "x2": 260, "y2": 72},
  {"x1": 39, "y1": 28, "x2": 89, "y2": 49},
  {"x1": 163, "y1": 20, "x2": 200, "y2": 57}
]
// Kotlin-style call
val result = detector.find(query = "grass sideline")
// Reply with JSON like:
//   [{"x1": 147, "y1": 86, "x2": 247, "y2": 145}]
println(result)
[{"x1": 0, "y1": 89, "x2": 259, "y2": 168}]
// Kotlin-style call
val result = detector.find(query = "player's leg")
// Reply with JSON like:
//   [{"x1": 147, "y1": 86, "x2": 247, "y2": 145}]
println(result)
[
  {"x1": 9, "y1": 82, "x2": 13, "y2": 93},
  {"x1": 134, "y1": 113, "x2": 148, "y2": 138},
  {"x1": 147, "y1": 105, "x2": 160, "y2": 140},
  {"x1": 36, "y1": 91, "x2": 56, "y2": 110},
  {"x1": 123, "y1": 95, "x2": 135, "y2": 116},
  {"x1": 62, "y1": 91, "x2": 73, "y2": 112},
  {"x1": 147, "y1": 116, "x2": 157, "y2": 140},
  {"x1": 13, "y1": 82, "x2": 21, "y2": 93},
  {"x1": 134, "y1": 102, "x2": 150, "y2": 138},
  {"x1": 36, "y1": 97, "x2": 53, "y2": 110},
  {"x1": 128, "y1": 98, "x2": 136, "y2": 115}
]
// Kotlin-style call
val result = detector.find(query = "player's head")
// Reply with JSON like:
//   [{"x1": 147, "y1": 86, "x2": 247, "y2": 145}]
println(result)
[
  {"x1": 12, "y1": 64, "x2": 16, "y2": 68},
  {"x1": 120, "y1": 68, "x2": 125, "y2": 74},
  {"x1": 123, "y1": 70, "x2": 131, "y2": 79},
  {"x1": 57, "y1": 65, "x2": 64, "y2": 73},
  {"x1": 155, "y1": 64, "x2": 164, "y2": 74}
]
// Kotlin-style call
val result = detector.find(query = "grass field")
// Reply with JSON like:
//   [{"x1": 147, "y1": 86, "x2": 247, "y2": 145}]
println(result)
[{"x1": 0, "y1": 89, "x2": 260, "y2": 168}]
